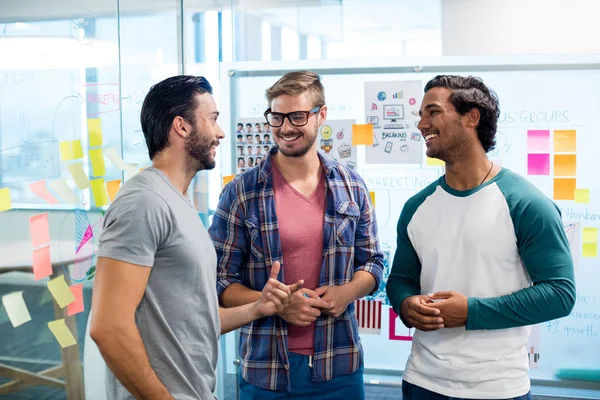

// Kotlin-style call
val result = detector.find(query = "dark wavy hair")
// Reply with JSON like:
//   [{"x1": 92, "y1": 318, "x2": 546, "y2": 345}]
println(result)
[{"x1": 424, "y1": 75, "x2": 500, "y2": 153}]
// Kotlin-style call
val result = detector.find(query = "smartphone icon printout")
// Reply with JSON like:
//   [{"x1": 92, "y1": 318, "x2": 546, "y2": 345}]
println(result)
[{"x1": 384, "y1": 142, "x2": 393, "y2": 153}]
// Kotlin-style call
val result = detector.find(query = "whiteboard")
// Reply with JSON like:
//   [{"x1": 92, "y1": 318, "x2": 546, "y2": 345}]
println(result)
[{"x1": 225, "y1": 58, "x2": 600, "y2": 383}]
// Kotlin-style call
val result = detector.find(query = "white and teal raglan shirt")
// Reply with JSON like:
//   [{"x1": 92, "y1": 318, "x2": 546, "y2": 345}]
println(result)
[{"x1": 386, "y1": 168, "x2": 576, "y2": 399}]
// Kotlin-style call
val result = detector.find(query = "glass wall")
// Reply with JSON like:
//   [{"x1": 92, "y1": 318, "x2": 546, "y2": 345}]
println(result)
[{"x1": 1, "y1": 0, "x2": 599, "y2": 399}]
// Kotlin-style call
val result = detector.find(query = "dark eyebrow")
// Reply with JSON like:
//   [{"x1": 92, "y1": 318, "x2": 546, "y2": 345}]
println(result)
[
  {"x1": 419, "y1": 103, "x2": 441, "y2": 117},
  {"x1": 211, "y1": 111, "x2": 220, "y2": 117}
]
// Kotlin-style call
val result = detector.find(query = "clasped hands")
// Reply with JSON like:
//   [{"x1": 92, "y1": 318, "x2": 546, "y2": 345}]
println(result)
[{"x1": 400, "y1": 291, "x2": 469, "y2": 332}]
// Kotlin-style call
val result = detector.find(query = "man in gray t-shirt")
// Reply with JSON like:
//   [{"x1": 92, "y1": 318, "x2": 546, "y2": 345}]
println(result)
[{"x1": 90, "y1": 76, "x2": 302, "y2": 400}]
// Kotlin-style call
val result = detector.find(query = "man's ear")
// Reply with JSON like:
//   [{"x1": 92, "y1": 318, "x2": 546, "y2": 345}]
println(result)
[
  {"x1": 172, "y1": 116, "x2": 189, "y2": 139},
  {"x1": 465, "y1": 107, "x2": 480, "y2": 129},
  {"x1": 318, "y1": 105, "x2": 328, "y2": 125}
]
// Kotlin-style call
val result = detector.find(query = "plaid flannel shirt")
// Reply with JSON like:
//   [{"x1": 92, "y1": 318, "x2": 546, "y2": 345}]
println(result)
[{"x1": 208, "y1": 148, "x2": 384, "y2": 392}]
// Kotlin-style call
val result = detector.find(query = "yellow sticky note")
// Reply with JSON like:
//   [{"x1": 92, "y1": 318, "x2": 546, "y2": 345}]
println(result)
[
  {"x1": 67, "y1": 162, "x2": 91, "y2": 189},
  {"x1": 574, "y1": 188, "x2": 590, "y2": 204},
  {"x1": 2, "y1": 291, "x2": 31, "y2": 328},
  {"x1": 90, "y1": 178, "x2": 109, "y2": 207},
  {"x1": 59, "y1": 141, "x2": 75, "y2": 161},
  {"x1": 352, "y1": 124, "x2": 374, "y2": 146},
  {"x1": 48, "y1": 319, "x2": 77, "y2": 348},
  {"x1": 89, "y1": 149, "x2": 106, "y2": 177},
  {"x1": 87, "y1": 118, "x2": 103, "y2": 147},
  {"x1": 554, "y1": 130, "x2": 576, "y2": 153},
  {"x1": 582, "y1": 227, "x2": 598, "y2": 244},
  {"x1": 583, "y1": 243, "x2": 598, "y2": 258},
  {"x1": 369, "y1": 191, "x2": 376, "y2": 208},
  {"x1": 71, "y1": 140, "x2": 83, "y2": 159},
  {"x1": 0, "y1": 187, "x2": 12, "y2": 212},
  {"x1": 427, "y1": 157, "x2": 445, "y2": 166},
  {"x1": 222, "y1": 175, "x2": 234, "y2": 186},
  {"x1": 554, "y1": 154, "x2": 577, "y2": 177},
  {"x1": 106, "y1": 180, "x2": 121, "y2": 202},
  {"x1": 47, "y1": 275, "x2": 76, "y2": 308},
  {"x1": 553, "y1": 178, "x2": 576, "y2": 201}
]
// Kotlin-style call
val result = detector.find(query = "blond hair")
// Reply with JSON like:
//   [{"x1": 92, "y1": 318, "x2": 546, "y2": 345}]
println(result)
[{"x1": 265, "y1": 70, "x2": 325, "y2": 108}]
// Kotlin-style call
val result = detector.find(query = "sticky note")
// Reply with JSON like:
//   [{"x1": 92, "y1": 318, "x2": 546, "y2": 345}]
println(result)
[
  {"x1": 48, "y1": 179, "x2": 80, "y2": 204},
  {"x1": 105, "y1": 148, "x2": 129, "y2": 170},
  {"x1": 582, "y1": 227, "x2": 598, "y2": 244},
  {"x1": 30, "y1": 180, "x2": 60, "y2": 204},
  {"x1": 1, "y1": 292, "x2": 31, "y2": 328},
  {"x1": 89, "y1": 149, "x2": 106, "y2": 177},
  {"x1": 68, "y1": 162, "x2": 91, "y2": 189},
  {"x1": 527, "y1": 130, "x2": 551, "y2": 152},
  {"x1": 554, "y1": 154, "x2": 576, "y2": 177},
  {"x1": 106, "y1": 180, "x2": 121, "y2": 202},
  {"x1": 30, "y1": 213, "x2": 50, "y2": 248},
  {"x1": 59, "y1": 141, "x2": 75, "y2": 161},
  {"x1": 575, "y1": 189, "x2": 590, "y2": 204},
  {"x1": 583, "y1": 243, "x2": 597, "y2": 257},
  {"x1": 33, "y1": 245, "x2": 52, "y2": 280},
  {"x1": 369, "y1": 191, "x2": 376, "y2": 208},
  {"x1": 90, "y1": 178, "x2": 109, "y2": 207},
  {"x1": 222, "y1": 175, "x2": 234, "y2": 186},
  {"x1": 67, "y1": 284, "x2": 84, "y2": 316},
  {"x1": 527, "y1": 153, "x2": 550, "y2": 176},
  {"x1": 48, "y1": 319, "x2": 77, "y2": 348},
  {"x1": 352, "y1": 124, "x2": 374, "y2": 146},
  {"x1": 47, "y1": 275, "x2": 76, "y2": 308},
  {"x1": 71, "y1": 140, "x2": 84, "y2": 159},
  {"x1": 426, "y1": 157, "x2": 445, "y2": 166},
  {"x1": 0, "y1": 187, "x2": 12, "y2": 212},
  {"x1": 553, "y1": 178, "x2": 577, "y2": 201},
  {"x1": 554, "y1": 130, "x2": 576, "y2": 152},
  {"x1": 87, "y1": 118, "x2": 103, "y2": 147}
]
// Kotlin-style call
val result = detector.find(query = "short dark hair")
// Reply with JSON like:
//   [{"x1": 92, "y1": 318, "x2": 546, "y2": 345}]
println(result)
[
  {"x1": 424, "y1": 75, "x2": 499, "y2": 153},
  {"x1": 141, "y1": 75, "x2": 213, "y2": 160}
]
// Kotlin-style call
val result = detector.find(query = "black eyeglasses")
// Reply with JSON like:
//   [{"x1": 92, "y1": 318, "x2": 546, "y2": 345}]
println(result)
[{"x1": 264, "y1": 105, "x2": 322, "y2": 128}]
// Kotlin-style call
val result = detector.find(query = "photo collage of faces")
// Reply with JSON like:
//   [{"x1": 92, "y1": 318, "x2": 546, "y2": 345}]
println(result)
[{"x1": 235, "y1": 118, "x2": 275, "y2": 174}]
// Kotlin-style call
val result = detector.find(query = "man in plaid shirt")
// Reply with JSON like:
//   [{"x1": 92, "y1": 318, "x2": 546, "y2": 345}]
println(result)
[{"x1": 209, "y1": 70, "x2": 384, "y2": 399}]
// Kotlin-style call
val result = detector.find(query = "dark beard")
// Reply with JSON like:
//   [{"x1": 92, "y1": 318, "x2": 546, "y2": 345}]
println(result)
[
  {"x1": 185, "y1": 126, "x2": 216, "y2": 172},
  {"x1": 277, "y1": 128, "x2": 317, "y2": 158}
]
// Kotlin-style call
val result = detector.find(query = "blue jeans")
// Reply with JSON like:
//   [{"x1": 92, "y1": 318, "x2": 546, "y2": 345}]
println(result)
[
  {"x1": 239, "y1": 353, "x2": 365, "y2": 399},
  {"x1": 402, "y1": 380, "x2": 533, "y2": 400}
]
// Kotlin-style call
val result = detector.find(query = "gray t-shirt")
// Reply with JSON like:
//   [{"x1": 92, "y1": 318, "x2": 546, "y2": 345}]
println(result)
[{"x1": 97, "y1": 167, "x2": 220, "y2": 400}]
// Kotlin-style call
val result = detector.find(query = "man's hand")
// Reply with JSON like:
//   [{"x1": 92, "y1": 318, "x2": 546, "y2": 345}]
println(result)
[
  {"x1": 401, "y1": 295, "x2": 444, "y2": 332},
  {"x1": 314, "y1": 285, "x2": 353, "y2": 318},
  {"x1": 278, "y1": 289, "x2": 331, "y2": 326},
  {"x1": 254, "y1": 261, "x2": 304, "y2": 318},
  {"x1": 427, "y1": 291, "x2": 468, "y2": 328}
]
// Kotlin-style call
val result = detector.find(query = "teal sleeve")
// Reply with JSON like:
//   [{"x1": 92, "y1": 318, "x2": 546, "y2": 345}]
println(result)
[
  {"x1": 386, "y1": 199, "x2": 424, "y2": 328},
  {"x1": 467, "y1": 178, "x2": 576, "y2": 330}
]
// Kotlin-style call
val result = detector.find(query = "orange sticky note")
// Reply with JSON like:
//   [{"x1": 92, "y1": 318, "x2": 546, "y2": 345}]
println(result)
[
  {"x1": 352, "y1": 124, "x2": 374, "y2": 146},
  {"x1": 554, "y1": 130, "x2": 576, "y2": 152},
  {"x1": 87, "y1": 118, "x2": 103, "y2": 147},
  {"x1": 30, "y1": 213, "x2": 50, "y2": 248},
  {"x1": 89, "y1": 149, "x2": 106, "y2": 177},
  {"x1": 106, "y1": 180, "x2": 121, "y2": 202},
  {"x1": 67, "y1": 284, "x2": 84, "y2": 316},
  {"x1": 553, "y1": 178, "x2": 576, "y2": 200},
  {"x1": 30, "y1": 180, "x2": 60, "y2": 205},
  {"x1": 222, "y1": 175, "x2": 234, "y2": 186},
  {"x1": 90, "y1": 178, "x2": 109, "y2": 207},
  {"x1": 369, "y1": 191, "x2": 376, "y2": 207},
  {"x1": 0, "y1": 187, "x2": 12, "y2": 212},
  {"x1": 33, "y1": 245, "x2": 52, "y2": 280},
  {"x1": 427, "y1": 157, "x2": 445, "y2": 166},
  {"x1": 554, "y1": 154, "x2": 576, "y2": 177}
]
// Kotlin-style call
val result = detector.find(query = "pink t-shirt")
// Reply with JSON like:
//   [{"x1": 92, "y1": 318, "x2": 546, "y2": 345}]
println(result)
[{"x1": 272, "y1": 164, "x2": 325, "y2": 356}]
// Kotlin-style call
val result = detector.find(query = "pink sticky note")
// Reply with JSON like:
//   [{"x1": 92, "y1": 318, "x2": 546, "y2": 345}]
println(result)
[
  {"x1": 527, "y1": 153, "x2": 550, "y2": 175},
  {"x1": 389, "y1": 308, "x2": 413, "y2": 341},
  {"x1": 527, "y1": 130, "x2": 551, "y2": 153},
  {"x1": 30, "y1": 181, "x2": 60, "y2": 205},
  {"x1": 33, "y1": 245, "x2": 52, "y2": 280},
  {"x1": 30, "y1": 213, "x2": 50, "y2": 248},
  {"x1": 67, "y1": 284, "x2": 85, "y2": 316}
]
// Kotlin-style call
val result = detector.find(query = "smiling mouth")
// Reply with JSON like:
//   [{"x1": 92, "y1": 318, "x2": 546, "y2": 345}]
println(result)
[
  {"x1": 280, "y1": 134, "x2": 301, "y2": 142},
  {"x1": 424, "y1": 133, "x2": 438, "y2": 143}
]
